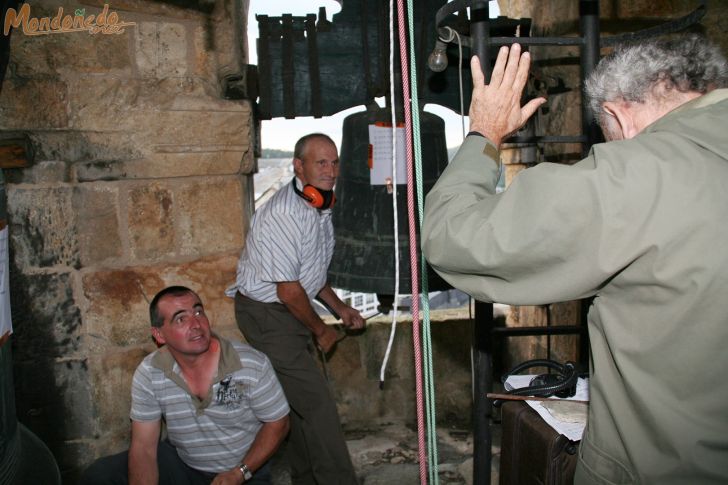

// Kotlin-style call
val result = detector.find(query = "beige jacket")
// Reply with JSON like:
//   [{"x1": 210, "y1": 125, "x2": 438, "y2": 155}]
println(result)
[{"x1": 422, "y1": 90, "x2": 728, "y2": 484}]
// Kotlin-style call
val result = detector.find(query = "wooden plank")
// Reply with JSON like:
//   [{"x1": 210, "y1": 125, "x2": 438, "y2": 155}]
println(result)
[{"x1": 0, "y1": 140, "x2": 28, "y2": 168}]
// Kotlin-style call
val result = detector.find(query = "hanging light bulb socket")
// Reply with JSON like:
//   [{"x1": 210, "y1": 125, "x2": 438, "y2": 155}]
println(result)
[{"x1": 427, "y1": 39, "x2": 449, "y2": 72}]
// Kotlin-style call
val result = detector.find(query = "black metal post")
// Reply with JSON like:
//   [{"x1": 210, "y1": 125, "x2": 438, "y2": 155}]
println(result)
[
  {"x1": 473, "y1": 301, "x2": 493, "y2": 485},
  {"x1": 580, "y1": 0, "x2": 601, "y2": 156},
  {"x1": 471, "y1": 1, "x2": 490, "y2": 82},
  {"x1": 470, "y1": 4, "x2": 493, "y2": 484}
]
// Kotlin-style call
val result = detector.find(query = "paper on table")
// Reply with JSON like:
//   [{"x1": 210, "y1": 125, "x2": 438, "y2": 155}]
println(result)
[{"x1": 504, "y1": 374, "x2": 589, "y2": 442}]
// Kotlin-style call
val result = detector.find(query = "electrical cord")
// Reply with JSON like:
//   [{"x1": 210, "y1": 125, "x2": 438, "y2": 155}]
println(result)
[
  {"x1": 438, "y1": 26, "x2": 466, "y2": 140},
  {"x1": 495, "y1": 359, "x2": 579, "y2": 407}
]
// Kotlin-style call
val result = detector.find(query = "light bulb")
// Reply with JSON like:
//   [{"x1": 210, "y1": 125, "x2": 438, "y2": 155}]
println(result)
[{"x1": 427, "y1": 40, "x2": 448, "y2": 72}]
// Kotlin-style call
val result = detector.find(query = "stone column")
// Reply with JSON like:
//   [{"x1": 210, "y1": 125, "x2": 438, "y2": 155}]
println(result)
[{"x1": 0, "y1": 0, "x2": 254, "y2": 480}]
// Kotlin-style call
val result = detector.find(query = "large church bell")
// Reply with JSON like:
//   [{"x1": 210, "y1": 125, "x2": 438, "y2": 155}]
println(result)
[{"x1": 328, "y1": 105, "x2": 451, "y2": 300}]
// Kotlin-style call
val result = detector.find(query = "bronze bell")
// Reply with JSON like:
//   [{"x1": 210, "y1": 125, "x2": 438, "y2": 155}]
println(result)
[{"x1": 328, "y1": 105, "x2": 451, "y2": 304}]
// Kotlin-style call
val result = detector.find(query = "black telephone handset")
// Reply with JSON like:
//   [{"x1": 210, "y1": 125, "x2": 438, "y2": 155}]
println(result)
[{"x1": 494, "y1": 359, "x2": 579, "y2": 407}]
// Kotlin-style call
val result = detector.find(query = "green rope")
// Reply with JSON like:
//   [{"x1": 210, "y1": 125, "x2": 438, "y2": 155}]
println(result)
[{"x1": 405, "y1": 1, "x2": 438, "y2": 483}]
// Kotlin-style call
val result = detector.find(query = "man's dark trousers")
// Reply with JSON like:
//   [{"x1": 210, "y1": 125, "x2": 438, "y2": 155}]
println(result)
[
  {"x1": 78, "y1": 440, "x2": 272, "y2": 484},
  {"x1": 235, "y1": 293, "x2": 358, "y2": 485}
]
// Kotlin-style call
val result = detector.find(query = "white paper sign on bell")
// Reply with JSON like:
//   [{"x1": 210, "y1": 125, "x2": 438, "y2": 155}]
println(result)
[{"x1": 368, "y1": 122, "x2": 407, "y2": 186}]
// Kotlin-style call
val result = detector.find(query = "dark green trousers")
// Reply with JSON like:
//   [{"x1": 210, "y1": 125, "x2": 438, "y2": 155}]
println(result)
[{"x1": 234, "y1": 293, "x2": 358, "y2": 485}]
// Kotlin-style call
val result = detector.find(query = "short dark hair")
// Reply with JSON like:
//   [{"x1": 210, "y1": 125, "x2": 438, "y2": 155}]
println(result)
[
  {"x1": 293, "y1": 133, "x2": 336, "y2": 161},
  {"x1": 149, "y1": 286, "x2": 200, "y2": 328}
]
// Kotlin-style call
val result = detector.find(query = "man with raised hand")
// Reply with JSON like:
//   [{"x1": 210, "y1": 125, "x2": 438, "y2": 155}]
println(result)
[{"x1": 423, "y1": 35, "x2": 728, "y2": 483}]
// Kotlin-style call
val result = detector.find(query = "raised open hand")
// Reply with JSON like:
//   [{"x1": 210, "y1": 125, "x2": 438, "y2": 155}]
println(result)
[{"x1": 468, "y1": 43, "x2": 546, "y2": 148}]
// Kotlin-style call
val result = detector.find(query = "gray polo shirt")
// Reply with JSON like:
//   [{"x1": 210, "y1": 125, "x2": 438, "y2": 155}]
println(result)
[{"x1": 130, "y1": 336, "x2": 289, "y2": 473}]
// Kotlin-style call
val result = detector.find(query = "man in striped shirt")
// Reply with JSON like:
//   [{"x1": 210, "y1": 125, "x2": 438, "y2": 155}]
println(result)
[
  {"x1": 80, "y1": 286, "x2": 290, "y2": 485},
  {"x1": 226, "y1": 133, "x2": 365, "y2": 484}
]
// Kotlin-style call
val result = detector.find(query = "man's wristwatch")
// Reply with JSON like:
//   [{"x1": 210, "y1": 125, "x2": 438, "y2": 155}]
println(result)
[{"x1": 239, "y1": 463, "x2": 253, "y2": 482}]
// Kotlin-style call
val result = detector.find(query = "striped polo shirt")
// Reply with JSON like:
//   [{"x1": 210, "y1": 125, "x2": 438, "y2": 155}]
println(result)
[
  {"x1": 130, "y1": 337, "x2": 289, "y2": 473},
  {"x1": 226, "y1": 177, "x2": 335, "y2": 303}
]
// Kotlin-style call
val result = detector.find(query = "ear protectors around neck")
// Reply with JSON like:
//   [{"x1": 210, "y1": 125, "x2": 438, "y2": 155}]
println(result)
[{"x1": 292, "y1": 178, "x2": 336, "y2": 209}]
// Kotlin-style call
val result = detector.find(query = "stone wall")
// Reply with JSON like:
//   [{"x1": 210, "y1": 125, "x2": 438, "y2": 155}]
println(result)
[
  {"x1": 330, "y1": 313, "x2": 476, "y2": 431},
  {"x1": 2, "y1": 1, "x2": 726, "y2": 482},
  {"x1": 0, "y1": 0, "x2": 253, "y2": 480},
  {"x1": 0, "y1": 2, "x2": 479, "y2": 482}
]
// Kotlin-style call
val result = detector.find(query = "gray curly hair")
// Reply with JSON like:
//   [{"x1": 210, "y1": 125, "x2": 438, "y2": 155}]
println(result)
[{"x1": 585, "y1": 34, "x2": 728, "y2": 126}]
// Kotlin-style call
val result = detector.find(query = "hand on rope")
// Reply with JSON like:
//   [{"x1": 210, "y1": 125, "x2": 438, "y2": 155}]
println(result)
[{"x1": 468, "y1": 43, "x2": 547, "y2": 149}]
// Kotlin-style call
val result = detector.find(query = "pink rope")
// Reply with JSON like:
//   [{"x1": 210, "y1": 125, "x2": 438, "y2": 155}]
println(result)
[{"x1": 395, "y1": 0, "x2": 427, "y2": 482}]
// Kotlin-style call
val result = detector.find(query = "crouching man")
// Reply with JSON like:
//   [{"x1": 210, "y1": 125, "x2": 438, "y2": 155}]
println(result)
[{"x1": 80, "y1": 286, "x2": 290, "y2": 485}]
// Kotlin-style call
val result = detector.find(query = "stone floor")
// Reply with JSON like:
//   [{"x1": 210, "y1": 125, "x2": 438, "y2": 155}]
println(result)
[{"x1": 269, "y1": 422, "x2": 501, "y2": 485}]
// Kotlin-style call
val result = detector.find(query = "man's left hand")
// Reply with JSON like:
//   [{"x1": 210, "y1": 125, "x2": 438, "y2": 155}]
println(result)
[
  {"x1": 468, "y1": 43, "x2": 546, "y2": 148},
  {"x1": 339, "y1": 306, "x2": 366, "y2": 330},
  {"x1": 211, "y1": 468, "x2": 244, "y2": 485}
]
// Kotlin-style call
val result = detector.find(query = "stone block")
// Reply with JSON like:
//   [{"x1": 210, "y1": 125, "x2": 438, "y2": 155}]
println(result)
[
  {"x1": 8, "y1": 5, "x2": 132, "y2": 77},
  {"x1": 363, "y1": 320, "x2": 415, "y2": 382},
  {"x1": 7, "y1": 24, "x2": 53, "y2": 77},
  {"x1": 13, "y1": 357, "x2": 96, "y2": 447},
  {"x1": 75, "y1": 150, "x2": 246, "y2": 182},
  {"x1": 9, "y1": 271, "x2": 82, "y2": 357},
  {"x1": 68, "y1": 77, "x2": 250, "y2": 133},
  {"x1": 82, "y1": 253, "x2": 239, "y2": 346},
  {"x1": 192, "y1": 24, "x2": 215, "y2": 78},
  {"x1": 83, "y1": 0, "x2": 214, "y2": 20},
  {"x1": 332, "y1": 318, "x2": 474, "y2": 427},
  {"x1": 176, "y1": 177, "x2": 244, "y2": 256},
  {"x1": 13, "y1": 354, "x2": 101, "y2": 483},
  {"x1": 150, "y1": 150, "x2": 245, "y2": 176},
  {"x1": 326, "y1": 323, "x2": 405, "y2": 424},
  {"x1": 159, "y1": 253, "x2": 240, "y2": 328},
  {"x1": 148, "y1": 109, "x2": 248, "y2": 147},
  {"x1": 169, "y1": 94, "x2": 251, "y2": 114},
  {"x1": 4, "y1": 161, "x2": 70, "y2": 185},
  {"x1": 73, "y1": 184, "x2": 123, "y2": 266},
  {"x1": 7, "y1": 185, "x2": 80, "y2": 269},
  {"x1": 127, "y1": 182, "x2": 176, "y2": 261},
  {"x1": 430, "y1": 321, "x2": 473, "y2": 426},
  {"x1": 0, "y1": 78, "x2": 69, "y2": 130},
  {"x1": 82, "y1": 268, "x2": 164, "y2": 347},
  {"x1": 213, "y1": 324, "x2": 245, "y2": 343},
  {"x1": 208, "y1": 0, "x2": 239, "y2": 70},
  {"x1": 327, "y1": 333, "x2": 364, "y2": 382},
  {"x1": 68, "y1": 77, "x2": 142, "y2": 132},
  {"x1": 28, "y1": 131, "x2": 138, "y2": 167},
  {"x1": 135, "y1": 21, "x2": 188, "y2": 78},
  {"x1": 92, "y1": 347, "x2": 152, "y2": 441},
  {"x1": 56, "y1": 359, "x2": 98, "y2": 438},
  {"x1": 143, "y1": 77, "x2": 219, "y2": 109}
]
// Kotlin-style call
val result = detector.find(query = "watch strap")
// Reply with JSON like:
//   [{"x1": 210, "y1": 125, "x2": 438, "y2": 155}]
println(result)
[{"x1": 239, "y1": 463, "x2": 253, "y2": 481}]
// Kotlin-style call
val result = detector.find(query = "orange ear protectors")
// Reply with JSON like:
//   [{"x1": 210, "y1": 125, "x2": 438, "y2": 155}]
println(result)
[{"x1": 292, "y1": 177, "x2": 336, "y2": 209}]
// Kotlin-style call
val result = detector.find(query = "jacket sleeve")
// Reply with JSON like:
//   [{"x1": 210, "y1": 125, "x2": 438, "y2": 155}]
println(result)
[{"x1": 422, "y1": 135, "x2": 635, "y2": 305}]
